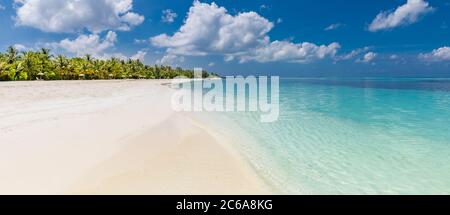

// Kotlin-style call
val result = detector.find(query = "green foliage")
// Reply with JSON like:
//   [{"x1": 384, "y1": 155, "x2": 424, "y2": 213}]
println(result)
[
  {"x1": 0, "y1": 46, "x2": 218, "y2": 81},
  {"x1": 18, "y1": 72, "x2": 28, "y2": 81}
]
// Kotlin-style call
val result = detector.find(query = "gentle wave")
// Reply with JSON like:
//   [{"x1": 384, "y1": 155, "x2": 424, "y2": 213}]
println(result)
[{"x1": 190, "y1": 78, "x2": 450, "y2": 194}]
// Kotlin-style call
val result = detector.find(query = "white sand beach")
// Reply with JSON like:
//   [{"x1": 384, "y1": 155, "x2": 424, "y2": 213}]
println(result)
[{"x1": 0, "y1": 80, "x2": 269, "y2": 195}]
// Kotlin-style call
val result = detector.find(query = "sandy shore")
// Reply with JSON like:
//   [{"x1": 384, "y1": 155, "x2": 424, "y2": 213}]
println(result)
[{"x1": 0, "y1": 80, "x2": 269, "y2": 195}]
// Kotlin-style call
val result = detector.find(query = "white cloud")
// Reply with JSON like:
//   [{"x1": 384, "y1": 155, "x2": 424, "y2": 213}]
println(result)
[
  {"x1": 151, "y1": 1, "x2": 273, "y2": 56},
  {"x1": 358, "y1": 52, "x2": 377, "y2": 63},
  {"x1": 14, "y1": 0, "x2": 144, "y2": 33},
  {"x1": 151, "y1": 1, "x2": 339, "y2": 63},
  {"x1": 368, "y1": 0, "x2": 433, "y2": 32},
  {"x1": 130, "y1": 50, "x2": 147, "y2": 62},
  {"x1": 224, "y1": 55, "x2": 235, "y2": 62},
  {"x1": 161, "y1": 9, "x2": 177, "y2": 23},
  {"x1": 42, "y1": 31, "x2": 145, "y2": 61},
  {"x1": 0, "y1": 4, "x2": 5, "y2": 10},
  {"x1": 239, "y1": 41, "x2": 340, "y2": 63},
  {"x1": 13, "y1": 44, "x2": 30, "y2": 51},
  {"x1": 419, "y1": 47, "x2": 450, "y2": 61},
  {"x1": 101, "y1": 50, "x2": 148, "y2": 61},
  {"x1": 324, "y1": 23, "x2": 344, "y2": 31},
  {"x1": 100, "y1": 52, "x2": 128, "y2": 60},
  {"x1": 335, "y1": 47, "x2": 371, "y2": 61},
  {"x1": 54, "y1": 31, "x2": 118, "y2": 57},
  {"x1": 390, "y1": 54, "x2": 399, "y2": 60},
  {"x1": 120, "y1": 11, "x2": 145, "y2": 26},
  {"x1": 134, "y1": 39, "x2": 149, "y2": 44},
  {"x1": 156, "y1": 54, "x2": 185, "y2": 65}
]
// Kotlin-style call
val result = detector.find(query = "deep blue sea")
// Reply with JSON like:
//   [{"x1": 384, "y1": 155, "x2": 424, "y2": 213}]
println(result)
[{"x1": 190, "y1": 78, "x2": 450, "y2": 194}]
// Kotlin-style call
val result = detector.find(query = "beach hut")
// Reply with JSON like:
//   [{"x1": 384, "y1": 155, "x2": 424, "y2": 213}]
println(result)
[{"x1": 37, "y1": 72, "x2": 44, "y2": 80}]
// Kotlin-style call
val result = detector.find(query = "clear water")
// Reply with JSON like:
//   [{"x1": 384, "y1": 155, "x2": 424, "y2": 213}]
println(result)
[{"x1": 190, "y1": 78, "x2": 450, "y2": 194}]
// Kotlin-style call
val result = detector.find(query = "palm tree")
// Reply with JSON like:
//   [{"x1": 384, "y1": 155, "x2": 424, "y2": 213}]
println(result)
[
  {"x1": 22, "y1": 51, "x2": 37, "y2": 80},
  {"x1": 54, "y1": 55, "x2": 69, "y2": 79},
  {"x1": 6, "y1": 46, "x2": 18, "y2": 64},
  {"x1": 0, "y1": 46, "x2": 216, "y2": 81},
  {"x1": 40, "y1": 48, "x2": 51, "y2": 59}
]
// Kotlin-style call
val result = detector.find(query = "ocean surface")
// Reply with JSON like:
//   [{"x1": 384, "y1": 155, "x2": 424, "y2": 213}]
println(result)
[{"x1": 189, "y1": 78, "x2": 450, "y2": 194}]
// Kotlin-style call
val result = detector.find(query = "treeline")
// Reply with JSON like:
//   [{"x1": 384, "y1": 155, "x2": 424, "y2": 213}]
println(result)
[{"x1": 0, "y1": 46, "x2": 218, "y2": 81}]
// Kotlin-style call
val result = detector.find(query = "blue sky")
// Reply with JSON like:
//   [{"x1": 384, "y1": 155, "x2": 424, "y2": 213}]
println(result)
[{"x1": 0, "y1": 0, "x2": 449, "y2": 77}]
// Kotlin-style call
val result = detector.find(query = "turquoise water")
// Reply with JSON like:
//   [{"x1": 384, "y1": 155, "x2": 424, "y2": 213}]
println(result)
[{"x1": 190, "y1": 78, "x2": 450, "y2": 194}]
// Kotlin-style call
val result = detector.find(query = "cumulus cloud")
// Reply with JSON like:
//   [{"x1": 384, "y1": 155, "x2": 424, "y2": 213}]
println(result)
[
  {"x1": 151, "y1": 1, "x2": 339, "y2": 63},
  {"x1": 13, "y1": 44, "x2": 30, "y2": 51},
  {"x1": 358, "y1": 52, "x2": 377, "y2": 63},
  {"x1": 47, "y1": 32, "x2": 148, "y2": 61},
  {"x1": 239, "y1": 41, "x2": 340, "y2": 63},
  {"x1": 156, "y1": 54, "x2": 185, "y2": 65},
  {"x1": 335, "y1": 47, "x2": 371, "y2": 61},
  {"x1": 161, "y1": 9, "x2": 177, "y2": 23},
  {"x1": 130, "y1": 50, "x2": 147, "y2": 62},
  {"x1": 54, "y1": 31, "x2": 118, "y2": 57},
  {"x1": 419, "y1": 47, "x2": 450, "y2": 61},
  {"x1": 151, "y1": 1, "x2": 273, "y2": 56},
  {"x1": 14, "y1": 0, "x2": 144, "y2": 33},
  {"x1": 368, "y1": 0, "x2": 433, "y2": 32}
]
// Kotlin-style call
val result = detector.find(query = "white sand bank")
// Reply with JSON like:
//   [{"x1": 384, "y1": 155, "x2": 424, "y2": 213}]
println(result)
[{"x1": 0, "y1": 80, "x2": 269, "y2": 195}]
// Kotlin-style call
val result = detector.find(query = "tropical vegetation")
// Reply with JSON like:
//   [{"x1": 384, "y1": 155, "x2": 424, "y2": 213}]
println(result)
[{"x1": 0, "y1": 46, "x2": 217, "y2": 81}]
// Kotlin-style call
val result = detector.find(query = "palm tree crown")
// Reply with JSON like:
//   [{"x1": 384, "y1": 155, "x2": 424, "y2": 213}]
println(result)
[{"x1": 0, "y1": 47, "x2": 219, "y2": 81}]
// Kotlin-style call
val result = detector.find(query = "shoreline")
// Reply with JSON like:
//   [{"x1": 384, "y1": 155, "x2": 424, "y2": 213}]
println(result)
[
  {"x1": 0, "y1": 80, "x2": 270, "y2": 195},
  {"x1": 67, "y1": 113, "x2": 271, "y2": 195}
]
